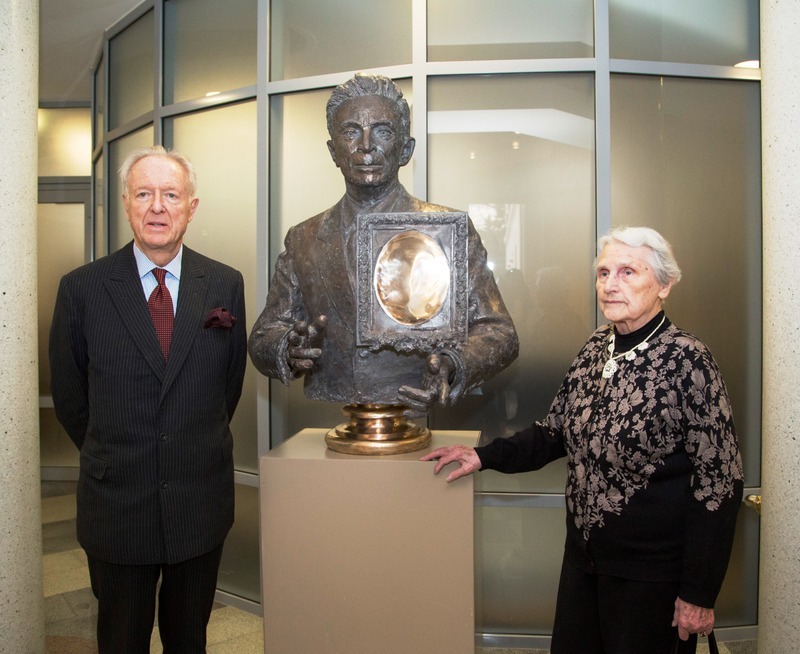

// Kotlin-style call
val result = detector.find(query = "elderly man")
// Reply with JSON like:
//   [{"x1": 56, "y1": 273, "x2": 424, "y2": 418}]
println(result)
[
  {"x1": 248, "y1": 73, "x2": 517, "y2": 415},
  {"x1": 50, "y1": 146, "x2": 247, "y2": 653}
]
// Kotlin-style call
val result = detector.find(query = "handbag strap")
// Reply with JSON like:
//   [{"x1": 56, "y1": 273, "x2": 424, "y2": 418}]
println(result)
[
  {"x1": 671, "y1": 631, "x2": 720, "y2": 654},
  {"x1": 707, "y1": 631, "x2": 720, "y2": 654}
]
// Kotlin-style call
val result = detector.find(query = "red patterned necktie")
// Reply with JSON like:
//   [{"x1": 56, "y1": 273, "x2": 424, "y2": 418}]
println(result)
[{"x1": 148, "y1": 268, "x2": 174, "y2": 360}]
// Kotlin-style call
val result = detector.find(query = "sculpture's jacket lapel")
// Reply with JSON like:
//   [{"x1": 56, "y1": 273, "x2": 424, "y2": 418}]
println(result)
[{"x1": 315, "y1": 199, "x2": 356, "y2": 335}]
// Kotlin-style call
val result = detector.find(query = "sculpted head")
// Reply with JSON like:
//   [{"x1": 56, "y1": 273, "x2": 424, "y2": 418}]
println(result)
[{"x1": 325, "y1": 74, "x2": 416, "y2": 193}]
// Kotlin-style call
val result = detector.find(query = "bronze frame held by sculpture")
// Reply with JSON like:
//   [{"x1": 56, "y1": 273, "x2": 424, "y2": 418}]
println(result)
[
  {"x1": 355, "y1": 211, "x2": 469, "y2": 353},
  {"x1": 325, "y1": 211, "x2": 469, "y2": 455}
]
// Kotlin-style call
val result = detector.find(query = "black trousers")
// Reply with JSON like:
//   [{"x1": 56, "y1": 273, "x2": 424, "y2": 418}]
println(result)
[
  {"x1": 87, "y1": 544, "x2": 224, "y2": 654},
  {"x1": 550, "y1": 557, "x2": 698, "y2": 654}
]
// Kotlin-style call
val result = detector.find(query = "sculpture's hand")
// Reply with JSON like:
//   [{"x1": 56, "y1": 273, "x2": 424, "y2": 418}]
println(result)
[
  {"x1": 287, "y1": 315, "x2": 327, "y2": 377},
  {"x1": 398, "y1": 353, "x2": 453, "y2": 417}
]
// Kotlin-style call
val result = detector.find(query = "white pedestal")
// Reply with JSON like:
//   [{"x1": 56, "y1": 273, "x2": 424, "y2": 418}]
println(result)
[{"x1": 259, "y1": 428, "x2": 478, "y2": 654}]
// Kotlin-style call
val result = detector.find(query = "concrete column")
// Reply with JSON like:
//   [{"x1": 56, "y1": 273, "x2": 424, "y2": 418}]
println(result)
[
  {"x1": 0, "y1": 0, "x2": 45, "y2": 650},
  {"x1": 759, "y1": 1, "x2": 800, "y2": 651}
]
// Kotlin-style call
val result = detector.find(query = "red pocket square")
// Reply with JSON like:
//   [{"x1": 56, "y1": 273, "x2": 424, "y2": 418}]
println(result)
[{"x1": 204, "y1": 307, "x2": 237, "y2": 330}]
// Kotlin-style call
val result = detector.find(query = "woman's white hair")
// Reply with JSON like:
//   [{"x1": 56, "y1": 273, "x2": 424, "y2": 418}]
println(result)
[{"x1": 595, "y1": 226, "x2": 682, "y2": 286}]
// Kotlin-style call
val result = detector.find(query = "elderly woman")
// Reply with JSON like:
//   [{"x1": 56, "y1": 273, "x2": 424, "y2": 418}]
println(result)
[{"x1": 423, "y1": 226, "x2": 743, "y2": 654}]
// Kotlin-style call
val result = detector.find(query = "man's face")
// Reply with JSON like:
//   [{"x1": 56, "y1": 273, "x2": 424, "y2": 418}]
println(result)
[
  {"x1": 123, "y1": 155, "x2": 198, "y2": 264},
  {"x1": 327, "y1": 95, "x2": 415, "y2": 190}
]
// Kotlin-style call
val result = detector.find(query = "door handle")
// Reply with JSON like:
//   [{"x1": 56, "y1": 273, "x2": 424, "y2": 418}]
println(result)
[{"x1": 744, "y1": 494, "x2": 761, "y2": 515}]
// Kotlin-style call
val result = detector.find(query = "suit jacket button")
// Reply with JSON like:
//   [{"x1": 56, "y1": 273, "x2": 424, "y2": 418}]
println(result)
[
  {"x1": 159, "y1": 433, "x2": 168, "y2": 441},
  {"x1": 160, "y1": 481, "x2": 168, "y2": 489}
]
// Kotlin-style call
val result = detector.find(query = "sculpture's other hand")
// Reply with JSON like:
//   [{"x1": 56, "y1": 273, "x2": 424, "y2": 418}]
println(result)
[
  {"x1": 398, "y1": 353, "x2": 453, "y2": 417},
  {"x1": 287, "y1": 315, "x2": 327, "y2": 377}
]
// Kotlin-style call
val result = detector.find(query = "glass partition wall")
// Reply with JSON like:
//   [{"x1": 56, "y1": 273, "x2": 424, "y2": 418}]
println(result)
[{"x1": 92, "y1": 0, "x2": 762, "y2": 646}]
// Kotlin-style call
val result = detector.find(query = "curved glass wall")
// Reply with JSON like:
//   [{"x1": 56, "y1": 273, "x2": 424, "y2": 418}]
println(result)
[
  {"x1": 93, "y1": 0, "x2": 762, "y2": 646},
  {"x1": 163, "y1": 0, "x2": 257, "y2": 104},
  {"x1": 270, "y1": 0, "x2": 411, "y2": 80},
  {"x1": 108, "y1": 10, "x2": 154, "y2": 131},
  {"x1": 609, "y1": 0, "x2": 759, "y2": 65},
  {"x1": 428, "y1": 0, "x2": 594, "y2": 61}
]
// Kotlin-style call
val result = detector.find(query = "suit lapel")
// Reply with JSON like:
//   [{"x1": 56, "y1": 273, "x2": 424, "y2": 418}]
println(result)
[
  {"x1": 103, "y1": 243, "x2": 167, "y2": 379},
  {"x1": 161, "y1": 247, "x2": 207, "y2": 399}
]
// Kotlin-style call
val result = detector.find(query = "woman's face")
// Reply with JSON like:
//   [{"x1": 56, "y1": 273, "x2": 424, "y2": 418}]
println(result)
[{"x1": 595, "y1": 241, "x2": 673, "y2": 334}]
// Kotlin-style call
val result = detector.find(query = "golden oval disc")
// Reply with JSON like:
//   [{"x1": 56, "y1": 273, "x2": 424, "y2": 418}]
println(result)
[{"x1": 374, "y1": 230, "x2": 449, "y2": 325}]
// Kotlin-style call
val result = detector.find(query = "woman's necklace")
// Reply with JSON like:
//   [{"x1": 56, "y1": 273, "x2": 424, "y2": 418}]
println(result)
[{"x1": 602, "y1": 314, "x2": 666, "y2": 379}]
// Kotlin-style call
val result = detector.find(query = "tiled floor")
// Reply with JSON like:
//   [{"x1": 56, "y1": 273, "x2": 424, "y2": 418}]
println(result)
[{"x1": 42, "y1": 481, "x2": 264, "y2": 654}]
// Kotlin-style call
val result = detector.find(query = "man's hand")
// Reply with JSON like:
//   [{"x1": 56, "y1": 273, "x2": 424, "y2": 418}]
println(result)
[
  {"x1": 672, "y1": 597, "x2": 714, "y2": 641},
  {"x1": 398, "y1": 353, "x2": 453, "y2": 416},
  {"x1": 287, "y1": 315, "x2": 327, "y2": 377},
  {"x1": 420, "y1": 445, "x2": 481, "y2": 482}
]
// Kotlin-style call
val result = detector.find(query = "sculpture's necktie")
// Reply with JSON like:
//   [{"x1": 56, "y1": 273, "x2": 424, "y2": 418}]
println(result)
[{"x1": 148, "y1": 268, "x2": 174, "y2": 360}]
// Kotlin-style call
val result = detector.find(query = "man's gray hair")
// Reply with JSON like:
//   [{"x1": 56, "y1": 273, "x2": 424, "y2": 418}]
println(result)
[
  {"x1": 595, "y1": 226, "x2": 682, "y2": 286},
  {"x1": 118, "y1": 145, "x2": 198, "y2": 198},
  {"x1": 326, "y1": 73, "x2": 410, "y2": 138}
]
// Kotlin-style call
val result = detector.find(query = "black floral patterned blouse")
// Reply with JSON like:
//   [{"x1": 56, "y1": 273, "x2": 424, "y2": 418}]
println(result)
[{"x1": 475, "y1": 313, "x2": 744, "y2": 608}]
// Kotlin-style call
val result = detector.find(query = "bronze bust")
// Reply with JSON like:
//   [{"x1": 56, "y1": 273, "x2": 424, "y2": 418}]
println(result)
[{"x1": 248, "y1": 73, "x2": 518, "y2": 453}]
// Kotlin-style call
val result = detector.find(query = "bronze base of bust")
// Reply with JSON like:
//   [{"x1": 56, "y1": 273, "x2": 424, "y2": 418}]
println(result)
[{"x1": 325, "y1": 403, "x2": 431, "y2": 455}]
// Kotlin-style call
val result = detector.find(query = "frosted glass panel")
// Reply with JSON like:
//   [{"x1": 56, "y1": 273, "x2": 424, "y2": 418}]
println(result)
[
  {"x1": 38, "y1": 108, "x2": 92, "y2": 177},
  {"x1": 163, "y1": 0, "x2": 257, "y2": 104},
  {"x1": 217, "y1": 482, "x2": 260, "y2": 602},
  {"x1": 428, "y1": 0, "x2": 593, "y2": 61},
  {"x1": 267, "y1": 83, "x2": 413, "y2": 445},
  {"x1": 714, "y1": 507, "x2": 759, "y2": 626},
  {"x1": 109, "y1": 11, "x2": 154, "y2": 129},
  {"x1": 108, "y1": 127, "x2": 154, "y2": 252},
  {"x1": 270, "y1": 0, "x2": 411, "y2": 81},
  {"x1": 476, "y1": 503, "x2": 566, "y2": 634},
  {"x1": 38, "y1": 203, "x2": 86, "y2": 394},
  {"x1": 167, "y1": 101, "x2": 258, "y2": 473},
  {"x1": 610, "y1": 0, "x2": 760, "y2": 66},
  {"x1": 427, "y1": 74, "x2": 595, "y2": 493},
  {"x1": 475, "y1": 500, "x2": 758, "y2": 636},
  {"x1": 94, "y1": 56, "x2": 105, "y2": 147},
  {"x1": 610, "y1": 75, "x2": 761, "y2": 485},
  {"x1": 94, "y1": 157, "x2": 106, "y2": 258}
]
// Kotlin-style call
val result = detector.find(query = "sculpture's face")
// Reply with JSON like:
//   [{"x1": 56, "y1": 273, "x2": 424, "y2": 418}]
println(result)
[{"x1": 327, "y1": 94, "x2": 415, "y2": 190}]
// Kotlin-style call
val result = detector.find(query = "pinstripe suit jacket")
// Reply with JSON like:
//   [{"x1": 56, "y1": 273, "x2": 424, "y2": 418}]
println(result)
[{"x1": 49, "y1": 242, "x2": 247, "y2": 565}]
